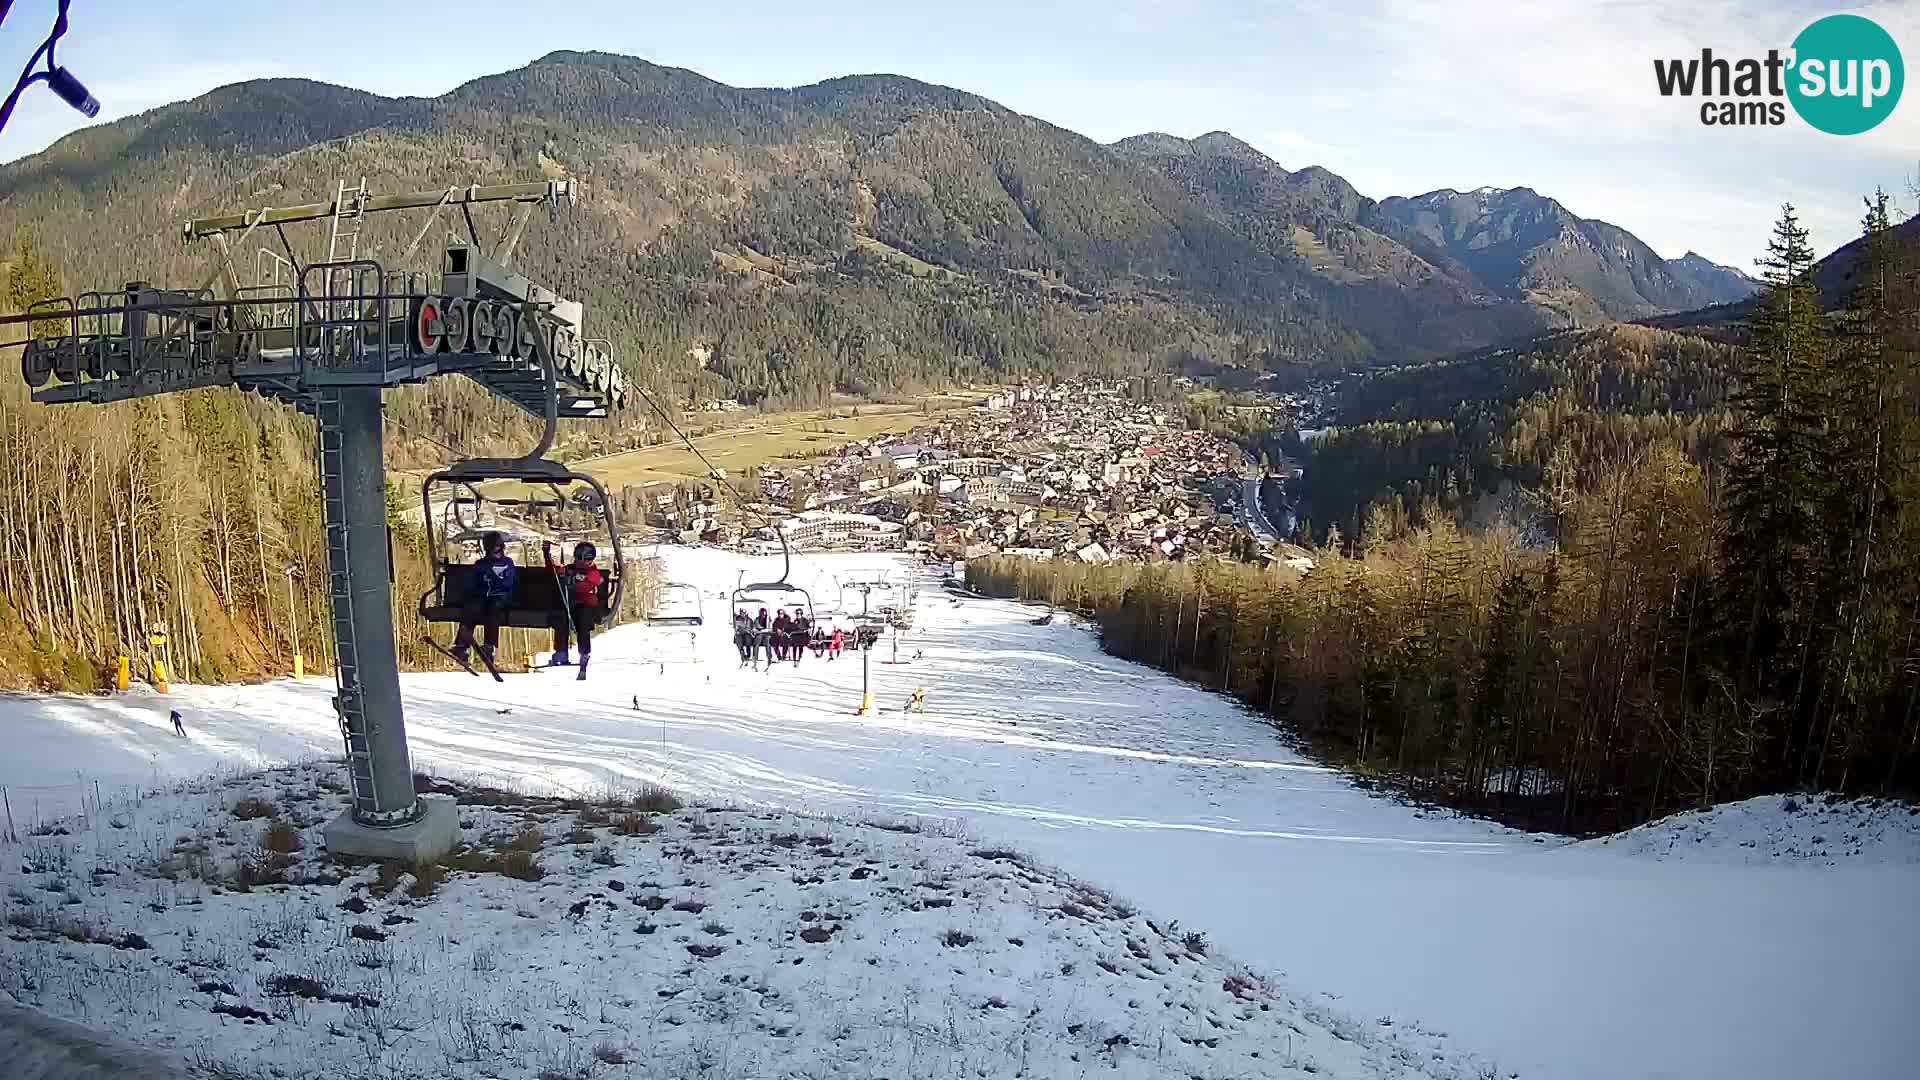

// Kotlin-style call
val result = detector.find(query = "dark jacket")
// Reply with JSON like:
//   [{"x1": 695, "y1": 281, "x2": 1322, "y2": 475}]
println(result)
[{"x1": 469, "y1": 554, "x2": 518, "y2": 602}]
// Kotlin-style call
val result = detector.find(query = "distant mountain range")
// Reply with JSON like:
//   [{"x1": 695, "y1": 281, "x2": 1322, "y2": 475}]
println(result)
[
  {"x1": 1115, "y1": 131, "x2": 1754, "y2": 323},
  {"x1": 1642, "y1": 215, "x2": 1919, "y2": 337},
  {"x1": 0, "y1": 52, "x2": 1754, "y2": 402}
]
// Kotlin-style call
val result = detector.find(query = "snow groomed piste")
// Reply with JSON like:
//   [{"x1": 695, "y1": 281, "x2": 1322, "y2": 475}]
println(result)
[{"x1": 0, "y1": 547, "x2": 1915, "y2": 1080}]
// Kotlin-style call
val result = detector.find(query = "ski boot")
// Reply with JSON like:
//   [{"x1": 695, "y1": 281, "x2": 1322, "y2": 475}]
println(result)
[
  {"x1": 549, "y1": 648, "x2": 574, "y2": 667},
  {"x1": 576, "y1": 655, "x2": 590, "y2": 681}
]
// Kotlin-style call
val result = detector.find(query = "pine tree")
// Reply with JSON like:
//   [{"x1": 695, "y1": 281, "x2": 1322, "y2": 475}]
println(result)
[
  {"x1": 1713, "y1": 205, "x2": 1829, "y2": 717},
  {"x1": 5, "y1": 226, "x2": 64, "y2": 338},
  {"x1": 1810, "y1": 190, "x2": 1915, "y2": 785}
]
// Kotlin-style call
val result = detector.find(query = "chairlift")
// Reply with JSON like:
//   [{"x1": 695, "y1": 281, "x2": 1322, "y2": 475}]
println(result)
[
  {"x1": 730, "y1": 572, "x2": 816, "y2": 626},
  {"x1": 416, "y1": 328, "x2": 624, "y2": 643},
  {"x1": 647, "y1": 581, "x2": 705, "y2": 626},
  {"x1": 418, "y1": 458, "x2": 625, "y2": 630}
]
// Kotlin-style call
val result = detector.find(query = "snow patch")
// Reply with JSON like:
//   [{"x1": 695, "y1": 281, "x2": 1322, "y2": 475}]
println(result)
[{"x1": 1577, "y1": 794, "x2": 1920, "y2": 866}]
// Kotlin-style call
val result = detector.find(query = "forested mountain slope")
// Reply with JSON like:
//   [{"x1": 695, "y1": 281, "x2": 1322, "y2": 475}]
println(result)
[
  {"x1": 0, "y1": 51, "x2": 1751, "y2": 412},
  {"x1": 981, "y1": 202, "x2": 1920, "y2": 837}
]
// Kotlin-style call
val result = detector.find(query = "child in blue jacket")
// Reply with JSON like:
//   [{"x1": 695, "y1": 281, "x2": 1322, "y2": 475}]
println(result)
[{"x1": 451, "y1": 531, "x2": 517, "y2": 664}]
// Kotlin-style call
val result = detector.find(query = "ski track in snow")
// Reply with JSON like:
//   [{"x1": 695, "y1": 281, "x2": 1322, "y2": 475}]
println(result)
[{"x1": 3, "y1": 547, "x2": 1918, "y2": 1080}]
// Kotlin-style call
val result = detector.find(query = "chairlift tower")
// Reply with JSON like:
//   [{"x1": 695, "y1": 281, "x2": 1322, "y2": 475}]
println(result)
[{"x1": 3, "y1": 178, "x2": 627, "y2": 861}]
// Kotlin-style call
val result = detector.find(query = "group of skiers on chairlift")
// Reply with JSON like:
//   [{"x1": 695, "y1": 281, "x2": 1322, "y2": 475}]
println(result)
[
  {"x1": 449, "y1": 531, "x2": 606, "y2": 678},
  {"x1": 732, "y1": 606, "x2": 843, "y2": 667}
]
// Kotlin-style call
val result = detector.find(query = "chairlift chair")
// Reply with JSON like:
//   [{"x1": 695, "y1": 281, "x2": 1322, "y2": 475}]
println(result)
[
  {"x1": 647, "y1": 581, "x2": 705, "y2": 626},
  {"x1": 416, "y1": 315, "x2": 626, "y2": 648},
  {"x1": 418, "y1": 456, "x2": 624, "y2": 631},
  {"x1": 730, "y1": 572, "x2": 816, "y2": 626}
]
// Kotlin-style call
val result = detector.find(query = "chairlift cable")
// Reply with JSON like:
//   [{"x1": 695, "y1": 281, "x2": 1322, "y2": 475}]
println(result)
[
  {"x1": 383, "y1": 414, "x2": 467, "y2": 461},
  {"x1": 628, "y1": 380, "x2": 792, "y2": 586}
]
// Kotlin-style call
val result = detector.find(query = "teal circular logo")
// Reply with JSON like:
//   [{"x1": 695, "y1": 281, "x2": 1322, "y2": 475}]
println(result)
[{"x1": 1788, "y1": 14, "x2": 1904, "y2": 135}]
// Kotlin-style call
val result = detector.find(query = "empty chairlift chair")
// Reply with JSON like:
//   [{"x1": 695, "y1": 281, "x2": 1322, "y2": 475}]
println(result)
[{"x1": 646, "y1": 581, "x2": 705, "y2": 626}]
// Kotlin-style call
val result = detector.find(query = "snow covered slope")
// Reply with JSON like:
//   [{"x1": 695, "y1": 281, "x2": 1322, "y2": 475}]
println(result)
[
  {"x1": 2, "y1": 547, "x2": 1917, "y2": 1080},
  {"x1": 1577, "y1": 793, "x2": 1920, "y2": 866},
  {"x1": 2, "y1": 765, "x2": 1484, "y2": 1080}
]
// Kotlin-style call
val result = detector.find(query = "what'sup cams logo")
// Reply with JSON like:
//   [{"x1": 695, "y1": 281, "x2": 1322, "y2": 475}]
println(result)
[{"x1": 1654, "y1": 13, "x2": 1903, "y2": 133}]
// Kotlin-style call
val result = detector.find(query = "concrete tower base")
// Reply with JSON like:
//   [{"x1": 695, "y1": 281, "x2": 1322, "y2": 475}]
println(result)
[{"x1": 322, "y1": 794, "x2": 459, "y2": 862}]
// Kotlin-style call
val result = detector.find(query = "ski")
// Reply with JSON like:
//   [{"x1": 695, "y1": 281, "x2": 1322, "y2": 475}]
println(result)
[
  {"x1": 473, "y1": 647, "x2": 505, "y2": 682},
  {"x1": 421, "y1": 638, "x2": 479, "y2": 678},
  {"x1": 421, "y1": 637, "x2": 504, "y2": 682}
]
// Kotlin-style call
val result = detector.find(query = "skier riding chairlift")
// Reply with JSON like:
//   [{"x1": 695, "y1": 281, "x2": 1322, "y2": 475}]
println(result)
[
  {"x1": 450, "y1": 531, "x2": 517, "y2": 667},
  {"x1": 546, "y1": 539, "x2": 607, "y2": 680}
]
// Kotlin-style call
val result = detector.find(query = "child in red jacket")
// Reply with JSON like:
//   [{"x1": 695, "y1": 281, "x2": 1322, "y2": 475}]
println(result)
[{"x1": 545, "y1": 540, "x2": 605, "y2": 679}]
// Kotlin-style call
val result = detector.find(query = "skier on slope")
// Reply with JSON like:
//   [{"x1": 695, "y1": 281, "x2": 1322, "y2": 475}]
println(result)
[
  {"x1": 451, "y1": 531, "x2": 517, "y2": 668},
  {"x1": 544, "y1": 540, "x2": 606, "y2": 680}
]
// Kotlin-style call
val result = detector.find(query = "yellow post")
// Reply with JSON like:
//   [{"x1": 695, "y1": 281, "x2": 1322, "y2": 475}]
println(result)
[
  {"x1": 523, "y1": 654, "x2": 534, "y2": 672},
  {"x1": 147, "y1": 629, "x2": 170, "y2": 693},
  {"x1": 115, "y1": 656, "x2": 129, "y2": 691},
  {"x1": 858, "y1": 690, "x2": 874, "y2": 715},
  {"x1": 293, "y1": 653, "x2": 304, "y2": 680}
]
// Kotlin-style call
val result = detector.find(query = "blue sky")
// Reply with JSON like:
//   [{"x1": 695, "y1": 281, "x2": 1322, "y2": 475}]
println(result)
[{"x1": 1, "y1": 0, "x2": 1914, "y2": 268}]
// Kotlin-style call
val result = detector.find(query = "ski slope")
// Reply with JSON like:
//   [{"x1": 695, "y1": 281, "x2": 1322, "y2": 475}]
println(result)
[{"x1": 4, "y1": 547, "x2": 1918, "y2": 1080}]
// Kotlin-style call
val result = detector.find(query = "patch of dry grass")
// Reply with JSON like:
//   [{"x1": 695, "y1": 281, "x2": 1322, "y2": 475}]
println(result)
[
  {"x1": 499, "y1": 850, "x2": 543, "y2": 881},
  {"x1": 579, "y1": 402, "x2": 962, "y2": 487},
  {"x1": 262, "y1": 821, "x2": 302, "y2": 855},
  {"x1": 231, "y1": 797, "x2": 276, "y2": 820},
  {"x1": 233, "y1": 855, "x2": 289, "y2": 890},
  {"x1": 408, "y1": 862, "x2": 446, "y2": 898},
  {"x1": 630, "y1": 784, "x2": 682, "y2": 815},
  {"x1": 613, "y1": 812, "x2": 660, "y2": 836}
]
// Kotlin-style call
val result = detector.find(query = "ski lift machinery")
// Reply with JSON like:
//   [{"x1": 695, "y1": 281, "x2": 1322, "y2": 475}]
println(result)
[
  {"x1": 0, "y1": 175, "x2": 625, "y2": 860},
  {"x1": 835, "y1": 569, "x2": 911, "y2": 633}
]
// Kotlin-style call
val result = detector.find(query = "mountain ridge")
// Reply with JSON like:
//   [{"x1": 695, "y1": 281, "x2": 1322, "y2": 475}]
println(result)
[
  {"x1": 0, "y1": 52, "x2": 1753, "y2": 404},
  {"x1": 1111, "y1": 130, "x2": 1755, "y2": 322}
]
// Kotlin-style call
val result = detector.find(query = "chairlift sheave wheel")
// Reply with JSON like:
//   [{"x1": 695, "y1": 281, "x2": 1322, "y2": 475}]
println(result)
[{"x1": 21, "y1": 339, "x2": 54, "y2": 388}]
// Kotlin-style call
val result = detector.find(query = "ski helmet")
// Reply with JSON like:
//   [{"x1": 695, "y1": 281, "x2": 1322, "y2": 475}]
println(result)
[
  {"x1": 573, "y1": 541, "x2": 597, "y2": 562},
  {"x1": 481, "y1": 531, "x2": 506, "y2": 555}
]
